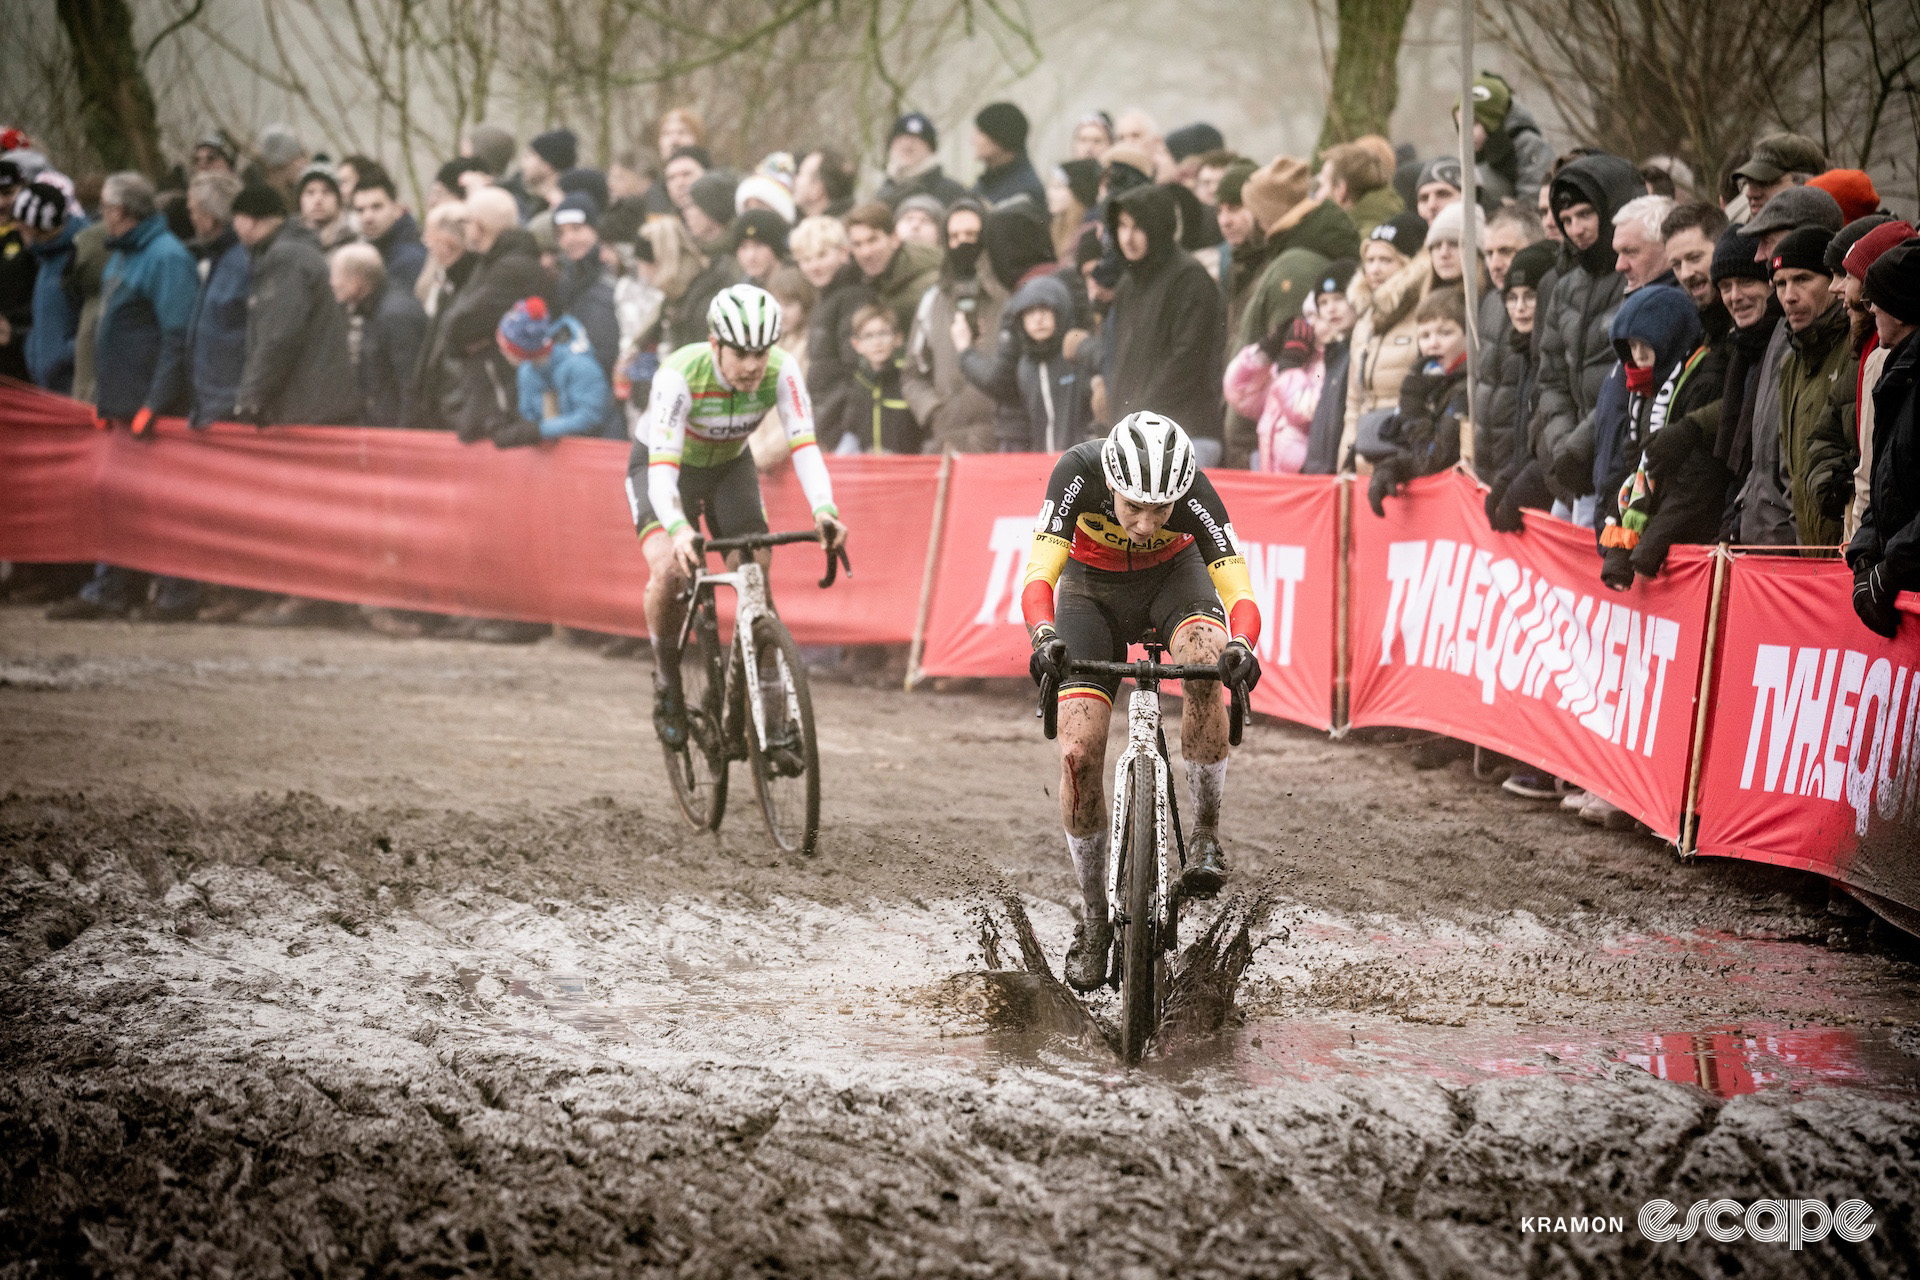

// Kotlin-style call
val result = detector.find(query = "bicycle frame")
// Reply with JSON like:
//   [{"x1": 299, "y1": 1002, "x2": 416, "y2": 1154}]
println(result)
[
  {"x1": 1106, "y1": 680, "x2": 1177, "y2": 938},
  {"x1": 678, "y1": 559, "x2": 786, "y2": 756}
]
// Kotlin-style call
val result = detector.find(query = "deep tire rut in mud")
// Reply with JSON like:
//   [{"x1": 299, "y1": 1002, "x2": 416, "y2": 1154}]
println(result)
[{"x1": 2, "y1": 608, "x2": 1918, "y2": 1278}]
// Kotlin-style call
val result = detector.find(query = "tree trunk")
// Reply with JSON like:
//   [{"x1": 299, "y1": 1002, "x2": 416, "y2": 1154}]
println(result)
[
  {"x1": 1316, "y1": 0, "x2": 1418, "y2": 154},
  {"x1": 55, "y1": 0, "x2": 166, "y2": 178}
]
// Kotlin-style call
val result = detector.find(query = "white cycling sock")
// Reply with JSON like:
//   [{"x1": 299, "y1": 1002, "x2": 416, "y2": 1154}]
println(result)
[
  {"x1": 1187, "y1": 758, "x2": 1227, "y2": 832},
  {"x1": 1065, "y1": 827, "x2": 1110, "y2": 924}
]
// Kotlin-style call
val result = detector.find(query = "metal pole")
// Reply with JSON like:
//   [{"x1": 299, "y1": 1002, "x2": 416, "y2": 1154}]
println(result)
[
  {"x1": 1458, "y1": 0, "x2": 1479, "y2": 436},
  {"x1": 904, "y1": 446, "x2": 955, "y2": 689},
  {"x1": 1333, "y1": 474, "x2": 1351, "y2": 736}
]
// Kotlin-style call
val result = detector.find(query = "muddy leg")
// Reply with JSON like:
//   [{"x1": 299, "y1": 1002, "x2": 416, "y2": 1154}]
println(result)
[
  {"x1": 1171, "y1": 621, "x2": 1229, "y2": 828},
  {"x1": 642, "y1": 531, "x2": 689, "y2": 682},
  {"x1": 1058, "y1": 692, "x2": 1113, "y2": 920}
]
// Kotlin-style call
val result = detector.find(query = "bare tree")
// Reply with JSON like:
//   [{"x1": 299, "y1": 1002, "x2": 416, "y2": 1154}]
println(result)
[{"x1": 1317, "y1": 0, "x2": 1419, "y2": 153}]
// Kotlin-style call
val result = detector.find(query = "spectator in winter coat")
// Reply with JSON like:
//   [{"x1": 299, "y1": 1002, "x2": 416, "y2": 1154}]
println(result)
[
  {"x1": 1483, "y1": 241, "x2": 1559, "y2": 528},
  {"x1": 551, "y1": 192, "x2": 620, "y2": 378},
  {"x1": 876, "y1": 112, "x2": 969, "y2": 211},
  {"x1": 10, "y1": 181, "x2": 85, "y2": 393},
  {"x1": 1225, "y1": 316, "x2": 1321, "y2": 473},
  {"x1": 831, "y1": 304, "x2": 920, "y2": 455},
  {"x1": 351, "y1": 164, "x2": 427, "y2": 295},
  {"x1": 1595, "y1": 284, "x2": 1729, "y2": 588},
  {"x1": 496, "y1": 298, "x2": 614, "y2": 445},
  {"x1": 1847, "y1": 243, "x2": 1920, "y2": 637},
  {"x1": 330, "y1": 243, "x2": 427, "y2": 428},
  {"x1": 1341, "y1": 216, "x2": 1433, "y2": 474},
  {"x1": 893, "y1": 194, "x2": 946, "y2": 251},
  {"x1": 956, "y1": 273, "x2": 1091, "y2": 453},
  {"x1": 66, "y1": 215, "x2": 110, "y2": 404},
  {"x1": 795, "y1": 148, "x2": 857, "y2": 220},
  {"x1": 1768, "y1": 227, "x2": 1855, "y2": 550},
  {"x1": 1316, "y1": 139, "x2": 1404, "y2": 237},
  {"x1": 972, "y1": 102, "x2": 1046, "y2": 207},
  {"x1": 1839, "y1": 220, "x2": 1916, "y2": 543},
  {"x1": 1611, "y1": 195, "x2": 1676, "y2": 292},
  {"x1": 792, "y1": 214, "x2": 873, "y2": 438},
  {"x1": 438, "y1": 187, "x2": 555, "y2": 442},
  {"x1": 229, "y1": 182, "x2": 356, "y2": 426},
  {"x1": 1104, "y1": 183, "x2": 1228, "y2": 463},
  {"x1": 845, "y1": 200, "x2": 941, "y2": 338},
  {"x1": 1533, "y1": 151, "x2": 1642, "y2": 520},
  {"x1": 904, "y1": 197, "x2": 1004, "y2": 454},
  {"x1": 1302, "y1": 262, "x2": 1360, "y2": 474},
  {"x1": 1661, "y1": 202, "x2": 1728, "y2": 314},
  {"x1": 1367, "y1": 286, "x2": 1472, "y2": 515},
  {"x1": 1456, "y1": 72, "x2": 1556, "y2": 207},
  {"x1": 181, "y1": 172, "x2": 249, "y2": 428}
]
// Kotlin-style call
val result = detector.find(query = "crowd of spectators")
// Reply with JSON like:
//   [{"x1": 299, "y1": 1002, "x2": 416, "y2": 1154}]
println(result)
[{"x1": 4, "y1": 79, "x2": 1920, "y2": 832}]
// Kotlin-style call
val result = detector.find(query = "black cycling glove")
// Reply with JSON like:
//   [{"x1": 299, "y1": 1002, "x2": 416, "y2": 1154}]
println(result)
[
  {"x1": 1218, "y1": 637, "x2": 1261, "y2": 691},
  {"x1": 1028, "y1": 625, "x2": 1069, "y2": 687}
]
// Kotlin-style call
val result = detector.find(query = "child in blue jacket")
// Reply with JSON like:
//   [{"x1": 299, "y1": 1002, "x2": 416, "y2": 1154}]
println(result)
[{"x1": 494, "y1": 297, "x2": 616, "y2": 446}]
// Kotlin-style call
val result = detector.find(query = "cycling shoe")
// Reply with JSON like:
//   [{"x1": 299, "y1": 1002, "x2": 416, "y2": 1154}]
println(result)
[
  {"x1": 653, "y1": 681, "x2": 689, "y2": 750},
  {"x1": 1180, "y1": 829, "x2": 1228, "y2": 898},
  {"x1": 1064, "y1": 916, "x2": 1113, "y2": 992}
]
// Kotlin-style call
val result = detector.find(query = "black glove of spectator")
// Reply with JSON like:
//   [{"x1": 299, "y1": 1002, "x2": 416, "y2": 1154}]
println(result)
[
  {"x1": 1600, "y1": 547, "x2": 1636, "y2": 593},
  {"x1": 492, "y1": 418, "x2": 545, "y2": 448},
  {"x1": 1397, "y1": 372, "x2": 1435, "y2": 420},
  {"x1": 1819, "y1": 471, "x2": 1852, "y2": 519},
  {"x1": 1028, "y1": 626, "x2": 1069, "y2": 687},
  {"x1": 1484, "y1": 471, "x2": 1511, "y2": 528},
  {"x1": 1854, "y1": 561, "x2": 1902, "y2": 639},
  {"x1": 1549, "y1": 445, "x2": 1591, "y2": 506},
  {"x1": 1218, "y1": 637, "x2": 1261, "y2": 691},
  {"x1": 1367, "y1": 456, "x2": 1405, "y2": 519}
]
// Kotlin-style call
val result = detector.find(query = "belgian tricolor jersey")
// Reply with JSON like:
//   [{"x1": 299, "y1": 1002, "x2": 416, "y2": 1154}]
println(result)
[{"x1": 1019, "y1": 440, "x2": 1260, "y2": 646}]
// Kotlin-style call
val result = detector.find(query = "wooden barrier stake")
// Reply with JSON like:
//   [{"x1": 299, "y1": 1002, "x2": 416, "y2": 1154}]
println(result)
[{"x1": 904, "y1": 446, "x2": 955, "y2": 689}]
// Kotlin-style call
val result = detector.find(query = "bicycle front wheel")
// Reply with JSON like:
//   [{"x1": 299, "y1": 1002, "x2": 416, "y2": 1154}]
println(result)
[
  {"x1": 662, "y1": 598, "x2": 729, "y2": 831},
  {"x1": 1118, "y1": 751, "x2": 1160, "y2": 1066},
  {"x1": 745, "y1": 615, "x2": 821, "y2": 856}
]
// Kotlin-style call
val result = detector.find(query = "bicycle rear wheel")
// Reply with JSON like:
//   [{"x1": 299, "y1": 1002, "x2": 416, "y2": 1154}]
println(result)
[
  {"x1": 745, "y1": 615, "x2": 821, "y2": 856},
  {"x1": 662, "y1": 596, "x2": 729, "y2": 830},
  {"x1": 1118, "y1": 751, "x2": 1160, "y2": 1066}
]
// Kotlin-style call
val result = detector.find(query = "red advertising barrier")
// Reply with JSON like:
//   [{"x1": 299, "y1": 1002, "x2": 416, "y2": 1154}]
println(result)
[
  {"x1": 1693, "y1": 556, "x2": 1920, "y2": 919},
  {"x1": 1347, "y1": 471, "x2": 1716, "y2": 841},
  {"x1": 0, "y1": 382, "x2": 935, "y2": 643},
  {"x1": 913, "y1": 453, "x2": 1339, "y2": 730}
]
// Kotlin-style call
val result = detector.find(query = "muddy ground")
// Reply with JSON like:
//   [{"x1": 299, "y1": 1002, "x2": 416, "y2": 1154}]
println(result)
[{"x1": 2, "y1": 604, "x2": 1918, "y2": 1279}]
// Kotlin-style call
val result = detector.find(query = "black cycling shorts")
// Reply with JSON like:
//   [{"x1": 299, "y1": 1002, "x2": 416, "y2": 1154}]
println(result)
[
  {"x1": 626, "y1": 439, "x2": 769, "y2": 541},
  {"x1": 1054, "y1": 545, "x2": 1226, "y2": 701}
]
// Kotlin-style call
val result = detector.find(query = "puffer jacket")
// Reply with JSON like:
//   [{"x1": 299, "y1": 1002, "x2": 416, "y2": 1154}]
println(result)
[
  {"x1": 1224, "y1": 341, "x2": 1321, "y2": 473},
  {"x1": 1476, "y1": 303, "x2": 1536, "y2": 485},
  {"x1": 515, "y1": 315, "x2": 615, "y2": 438},
  {"x1": 1531, "y1": 153, "x2": 1642, "y2": 499},
  {"x1": 235, "y1": 220, "x2": 357, "y2": 425},
  {"x1": 959, "y1": 274, "x2": 1093, "y2": 452},
  {"x1": 1339, "y1": 251, "x2": 1431, "y2": 472},
  {"x1": 1777, "y1": 301, "x2": 1856, "y2": 550},
  {"x1": 1847, "y1": 327, "x2": 1920, "y2": 586}
]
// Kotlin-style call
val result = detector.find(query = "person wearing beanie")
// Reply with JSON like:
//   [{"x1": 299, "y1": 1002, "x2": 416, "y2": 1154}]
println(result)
[
  {"x1": 972, "y1": 102, "x2": 1046, "y2": 207},
  {"x1": 461, "y1": 123, "x2": 517, "y2": 177},
  {"x1": 518, "y1": 128, "x2": 576, "y2": 213},
  {"x1": 902, "y1": 195, "x2": 1003, "y2": 454},
  {"x1": 1452, "y1": 71, "x2": 1555, "y2": 207},
  {"x1": 549, "y1": 191, "x2": 618, "y2": 380},
  {"x1": 229, "y1": 173, "x2": 355, "y2": 428},
  {"x1": 494, "y1": 295, "x2": 614, "y2": 444},
  {"x1": 1743, "y1": 185, "x2": 1844, "y2": 259},
  {"x1": 1340, "y1": 206, "x2": 1441, "y2": 477},
  {"x1": 296, "y1": 162, "x2": 355, "y2": 250},
  {"x1": 1758, "y1": 225, "x2": 1854, "y2": 550},
  {"x1": 1809, "y1": 170, "x2": 1881, "y2": 224},
  {"x1": 556, "y1": 167, "x2": 610, "y2": 216},
  {"x1": 1411, "y1": 155, "x2": 1463, "y2": 224},
  {"x1": 192, "y1": 131, "x2": 237, "y2": 176},
  {"x1": 728, "y1": 208, "x2": 791, "y2": 285},
  {"x1": 1071, "y1": 111, "x2": 1114, "y2": 160},
  {"x1": 1298, "y1": 259, "x2": 1360, "y2": 473},
  {"x1": 735, "y1": 172, "x2": 798, "y2": 227},
  {"x1": 11, "y1": 181, "x2": 87, "y2": 394},
  {"x1": 1831, "y1": 220, "x2": 1917, "y2": 541},
  {"x1": 253, "y1": 125, "x2": 308, "y2": 199},
  {"x1": 1732, "y1": 132, "x2": 1830, "y2": 214},
  {"x1": 1164, "y1": 122, "x2": 1225, "y2": 187},
  {"x1": 893, "y1": 192, "x2": 946, "y2": 249},
  {"x1": 684, "y1": 169, "x2": 740, "y2": 247},
  {"x1": 1848, "y1": 240, "x2": 1920, "y2": 635},
  {"x1": 1214, "y1": 160, "x2": 1268, "y2": 347},
  {"x1": 877, "y1": 110, "x2": 968, "y2": 211}
]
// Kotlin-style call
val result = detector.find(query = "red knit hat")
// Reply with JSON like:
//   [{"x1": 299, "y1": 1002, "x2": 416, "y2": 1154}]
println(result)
[
  {"x1": 1809, "y1": 169, "x2": 1879, "y2": 223},
  {"x1": 1842, "y1": 220, "x2": 1916, "y2": 281}
]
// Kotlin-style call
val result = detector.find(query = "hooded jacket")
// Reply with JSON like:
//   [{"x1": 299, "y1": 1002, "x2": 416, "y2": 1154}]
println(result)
[
  {"x1": 554, "y1": 251, "x2": 620, "y2": 377},
  {"x1": 1476, "y1": 303, "x2": 1537, "y2": 485},
  {"x1": 1340, "y1": 250, "x2": 1432, "y2": 472},
  {"x1": 960, "y1": 273, "x2": 1092, "y2": 452},
  {"x1": 974, "y1": 153, "x2": 1047, "y2": 208},
  {"x1": 516, "y1": 314, "x2": 615, "y2": 438},
  {"x1": 1224, "y1": 337, "x2": 1323, "y2": 474},
  {"x1": 94, "y1": 212, "x2": 200, "y2": 419},
  {"x1": 904, "y1": 197, "x2": 1006, "y2": 453},
  {"x1": 1236, "y1": 198, "x2": 1361, "y2": 350},
  {"x1": 1848, "y1": 328, "x2": 1920, "y2": 585},
  {"x1": 1777, "y1": 300, "x2": 1856, "y2": 549},
  {"x1": 1532, "y1": 153, "x2": 1642, "y2": 498},
  {"x1": 1104, "y1": 184, "x2": 1227, "y2": 443},
  {"x1": 372, "y1": 210, "x2": 428, "y2": 295},
  {"x1": 22, "y1": 214, "x2": 86, "y2": 393},
  {"x1": 187, "y1": 228, "x2": 250, "y2": 427},
  {"x1": 235, "y1": 219, "x2": 357, "y2": 425}
]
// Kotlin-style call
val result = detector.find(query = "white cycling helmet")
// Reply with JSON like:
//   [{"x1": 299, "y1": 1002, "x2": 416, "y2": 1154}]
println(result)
[
  {"x1": 1102, "y1": 411, "x2": 1196, "y2": 505},
  {"x1": 707, "y1": 282, "x2": 783, "y2": 351}
]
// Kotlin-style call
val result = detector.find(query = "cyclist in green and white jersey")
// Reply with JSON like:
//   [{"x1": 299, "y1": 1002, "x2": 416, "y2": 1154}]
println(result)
[{"x1": 626, "y1": 283, "x2": 848, "y2": 747}]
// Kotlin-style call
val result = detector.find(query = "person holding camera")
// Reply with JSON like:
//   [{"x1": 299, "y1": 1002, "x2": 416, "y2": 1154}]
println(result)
[{"x1": 903, "y1": 196, "x2": 1004, "y2": 453}]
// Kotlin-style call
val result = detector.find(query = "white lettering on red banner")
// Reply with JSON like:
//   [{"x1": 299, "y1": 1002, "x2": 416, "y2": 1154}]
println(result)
[
  {"x1": 974, "y1": 515, "x2": 1034, "y2": 627},
  {"x1": 1738, "y1": 644, "x2": 1920, "y2": 835},
  {"x1": 1244, "y1": 542, "x2": 1305, "y2": 667},
  {"x1": 1378, "y1": 539, "x2": 1681, "y2": 756}
]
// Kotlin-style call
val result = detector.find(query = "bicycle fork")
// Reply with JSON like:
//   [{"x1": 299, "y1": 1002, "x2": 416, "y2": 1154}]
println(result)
[{"x1": 1105, "y1": 688, "x2": 1175, "y2": 938}]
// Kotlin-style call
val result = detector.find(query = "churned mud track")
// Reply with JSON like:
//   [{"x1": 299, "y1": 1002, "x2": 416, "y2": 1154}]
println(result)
[{"x1": 2, "y1": 605, "x2": 1919, "y2": 1278}]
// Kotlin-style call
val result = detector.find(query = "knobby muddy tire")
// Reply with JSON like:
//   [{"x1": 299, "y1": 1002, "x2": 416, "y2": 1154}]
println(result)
[
  {"x1": 746, "y1": 616, "x2": 820, "y2": 857},
  {"x1": 663, "y1": 600, "x2": 729, "y2": 831},
  {"x1": 1119, "y1": 751, "x2": 1159, "y2": 1065}
]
